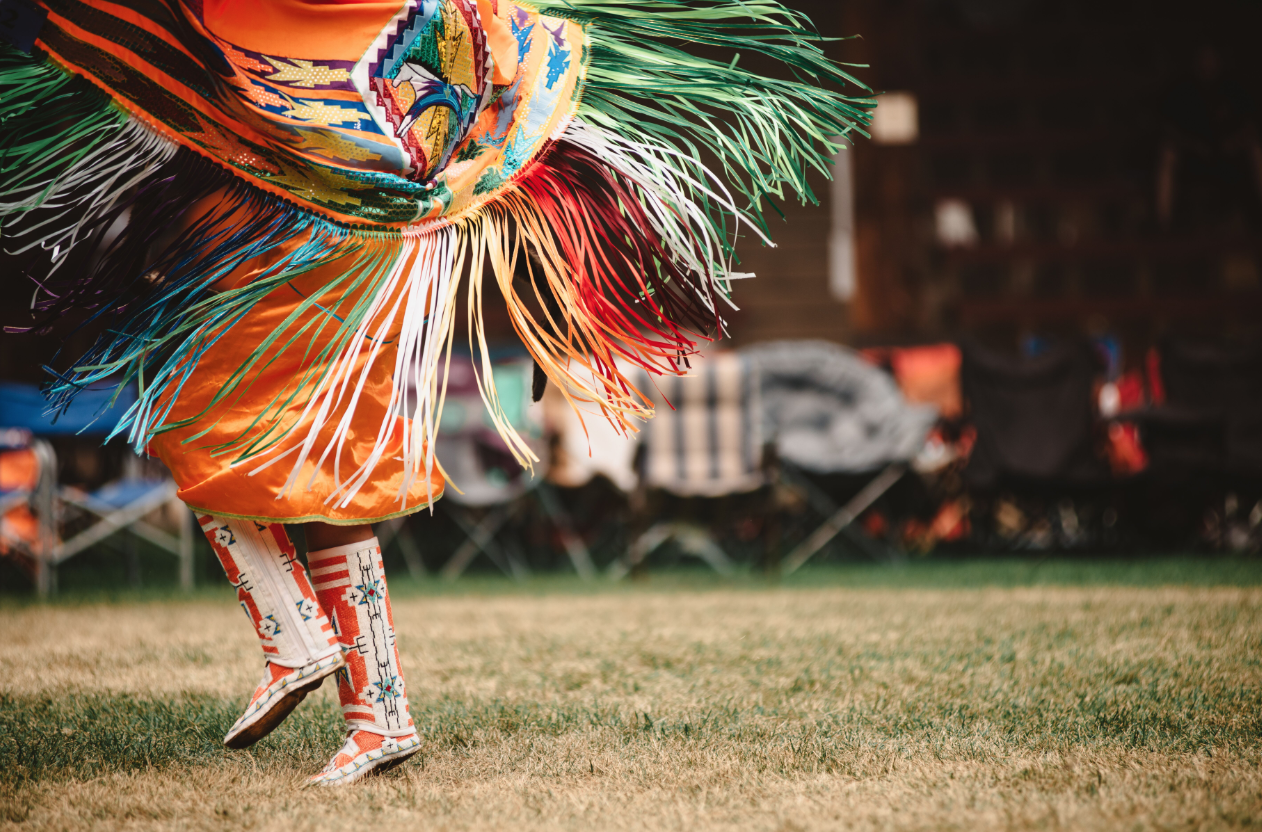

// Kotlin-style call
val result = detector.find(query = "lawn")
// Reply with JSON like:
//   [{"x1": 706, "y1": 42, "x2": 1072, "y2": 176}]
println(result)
[{"x1": 1, "y1": 559, "x2": 1260, "y2": 831}]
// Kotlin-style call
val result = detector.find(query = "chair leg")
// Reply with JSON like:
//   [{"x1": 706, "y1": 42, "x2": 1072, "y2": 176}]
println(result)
[
  {"x1": 178, "y1": 502, "x2": 195, "y2": 590},
  {"x1": 762, "y1": 495, "x2": 783, "y2": 578},
  {"x1": 441, "y1": 504, "x2": 519, "y2": 581},
  {"x1": 500, "y1": 537, "x2": 532, "y2": 581},
  {"x1": 125, "y1": 534, "x2": 141, "y2": 589},
  {"x1": 535, "y1": 484, "x2": 596, "y2": 580},
  {"x1": 377, "y1": 517, "x2": 426, "y2": 579},
  {"x1": 782, "y1": 464, "x2": 907, "y2": 575},
  {"x1": 618, "y1": 484, "x2": 655, "y2": 580},
  {"x1": 395, "y1": 523, "x2": 427, "y2": 580},
  {"x1": 614, "y1": 521, "x2": 736, "y2": 578},
  {"x1": 34, "y1": 556, "x2": 51, "y2": 599},
  {"x1": 673, "y1": 525, "x2": 736, "y2": 576},
  {"x1": 609, "y1": 521, "x2": 675, "y2": 580},
  {"x1": 841, "y1": 522, "x2": 907, "y2": 565},
  {"x1": 33, "y1": 440, "x2": 57, "y2": 598}
]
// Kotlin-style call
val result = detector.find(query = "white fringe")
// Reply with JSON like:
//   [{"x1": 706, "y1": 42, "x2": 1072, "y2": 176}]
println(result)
[
  {"x1": 1, "y1": 118, "x2": 178, "y2": 280},
  {"x1": 243, "y1": 227, "x2": 463, "y2": 512}
]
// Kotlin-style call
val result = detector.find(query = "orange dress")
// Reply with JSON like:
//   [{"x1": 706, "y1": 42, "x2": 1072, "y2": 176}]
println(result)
[
  {"x1": 149, "y1": 236, "x2": 445, "y2": 525},
  {"x1": 147, "y1": 1, "x2": 456, "y2": 525}
]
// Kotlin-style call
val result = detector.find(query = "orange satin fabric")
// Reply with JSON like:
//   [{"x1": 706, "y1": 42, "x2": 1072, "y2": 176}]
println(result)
[
  {"x1": 476, "y1": 0, "x2": 518, "y2": 84},
  {"x1": 201, "y1": 0, "x2": 404, "y2": 60},
  {"x1": 148, "y1": 236, "x2": 444, "y2": 525},
  {"x1": 203, "y1": 0, "x2": 520, "y2": 79}
]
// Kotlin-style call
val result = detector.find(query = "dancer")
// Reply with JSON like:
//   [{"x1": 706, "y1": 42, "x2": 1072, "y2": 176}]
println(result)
[{"x1": 0, "y1": 0, "x2": 872, "y2": 784}]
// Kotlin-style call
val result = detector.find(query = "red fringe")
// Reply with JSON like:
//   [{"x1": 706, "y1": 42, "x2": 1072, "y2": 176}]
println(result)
[{"x1": 516, "y1": 141, "x2": 722, "y2": 373}]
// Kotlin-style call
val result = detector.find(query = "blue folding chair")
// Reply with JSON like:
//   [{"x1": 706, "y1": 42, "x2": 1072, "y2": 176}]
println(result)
[{"x1": 0, "y1": 382, "x2": 194, "y2": 595}]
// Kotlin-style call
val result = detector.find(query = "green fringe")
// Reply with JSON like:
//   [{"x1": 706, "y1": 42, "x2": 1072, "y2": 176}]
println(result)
[
  {"x1": 533, "y1": 0, "x2": 874, "y2": 232},
  {"x1": 0, "y1": 45, "x2": 85, "y2": 122},
  {"x1": 0, "y1": 47, "x2": 129, "y2": 229}
]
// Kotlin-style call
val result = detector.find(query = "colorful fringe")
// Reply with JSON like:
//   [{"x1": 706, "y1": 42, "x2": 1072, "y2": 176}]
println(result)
[{"x1": 0, "y1": 0, "x2": 872, "y2": 511}]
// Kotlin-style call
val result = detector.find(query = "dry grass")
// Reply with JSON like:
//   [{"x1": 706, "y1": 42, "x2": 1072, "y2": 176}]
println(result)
[{"x1": 2, "y1": 566, "x2": 1261, "y2": 831}]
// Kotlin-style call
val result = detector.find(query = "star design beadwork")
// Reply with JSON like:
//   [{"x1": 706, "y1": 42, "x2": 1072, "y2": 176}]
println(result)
[
  {"x1": 372, "y1": 676, "x2": 403, "y2": 702},
  {"x1": 354, "y1": 579, "x2": 383, "y2": 606}
]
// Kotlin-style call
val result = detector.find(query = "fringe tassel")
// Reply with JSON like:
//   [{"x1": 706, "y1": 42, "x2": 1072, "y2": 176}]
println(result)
[
  {"x1": 47, "y1": 167, "x2": 356, "y2": 446},
  {"x1": 4, "y1": 118, "x2": 781, "y2": 510},
  {"x1": 244, "y1": 131, "x2": 759, "y2": 507},
  {"x1": 458, "y1": 133, "x2": 735, "y2": 456},
  {"x1": 560, "y1": 119, "x2": 768, "y2": 305},
  {"x1": 242, "y1": 230, "x2": 464, "y2": 512},
  {"x1": 0, "y1": 55, "x2": 159, "y2": 292},
  {"x1": 533, "y1": 0, "x2": 874, "y2": 231},
  {"x1": 1, "y1": 119, "x2": 177, "y2": 276}
]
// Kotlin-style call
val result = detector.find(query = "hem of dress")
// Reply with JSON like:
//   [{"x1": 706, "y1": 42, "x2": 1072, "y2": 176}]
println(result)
[{"x1": 182, "y1": 495, "x2": 441, "y2": 526}]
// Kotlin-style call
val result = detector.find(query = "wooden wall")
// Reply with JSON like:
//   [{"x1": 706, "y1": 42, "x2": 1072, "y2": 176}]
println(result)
[{"x1": 730, "y1": 0, "x2": 1262, "y2": 356}]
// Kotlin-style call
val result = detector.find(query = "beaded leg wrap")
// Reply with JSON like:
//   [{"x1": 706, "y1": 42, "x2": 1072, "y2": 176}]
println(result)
[
  {"x1": 307, "y1": 538, "x2": 420, "y2": 786},
  {"x1": 201, "y1": 515, "x2": 345, "y2": 749}
]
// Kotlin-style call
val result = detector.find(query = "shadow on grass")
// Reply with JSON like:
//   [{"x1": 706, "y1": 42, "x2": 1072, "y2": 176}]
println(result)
[{"x1": 0, "y1": 692, "x2": 345, "y2": 787}]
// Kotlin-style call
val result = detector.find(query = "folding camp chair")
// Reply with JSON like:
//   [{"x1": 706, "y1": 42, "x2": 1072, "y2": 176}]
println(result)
[
  {"x1": 959, "y1": 340, "x2": 1109, "y2": 550},
  {"x1": 0, "y1": 430, "x2": 58, "y2": 594},
  {"x1": 1128, "y1": 339, "x2": 1262, "y2": 549},
  {"x1": 961, "y1": 341, "x2": 1104, "y2": 489},
  {"x1": 0, "y1": 382, "x2": 195, "y2": 595},
  {"x1": 741, "y1": 341, "x2": 938, "y2": 573},
  {"x1": 1138, "y1": 339, "x2": 1262, "y2": 478},
  {"x1": 609, "y1": 351, "x2": 767, "y2": 578},
  {"x1": 429, "y1": 355, "x2": 597, "y2": 580}
]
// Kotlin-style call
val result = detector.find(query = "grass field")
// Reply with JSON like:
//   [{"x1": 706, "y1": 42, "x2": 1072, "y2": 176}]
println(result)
[{"x1": 2, "y1": 559, "x2": 1261, "y2": 831}]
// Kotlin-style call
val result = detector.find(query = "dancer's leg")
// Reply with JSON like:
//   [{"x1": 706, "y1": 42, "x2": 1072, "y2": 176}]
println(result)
[
  {"x1": 200, "y1": 515, "x2": 345, "y2": 748},
  {"x1": 307, "y1": 532, "x2": 420, "y2": 786},
  {"x1": 306, "y1": 522, "x2": 375, "y2": 550}
]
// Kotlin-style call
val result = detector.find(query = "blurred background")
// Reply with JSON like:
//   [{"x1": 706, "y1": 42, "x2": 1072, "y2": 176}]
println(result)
[{"x1": 2, "y1": 0, "x2": 1261, "y2": 594}]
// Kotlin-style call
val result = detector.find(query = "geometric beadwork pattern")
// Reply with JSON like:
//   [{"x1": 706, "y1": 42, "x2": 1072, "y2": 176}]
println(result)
[
  {"x1": 309, "y1": 539, "x2": 417, "y2": 737},
  {"x1": 200, "y1": 515, "x2": 340, "y2": 668}
]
